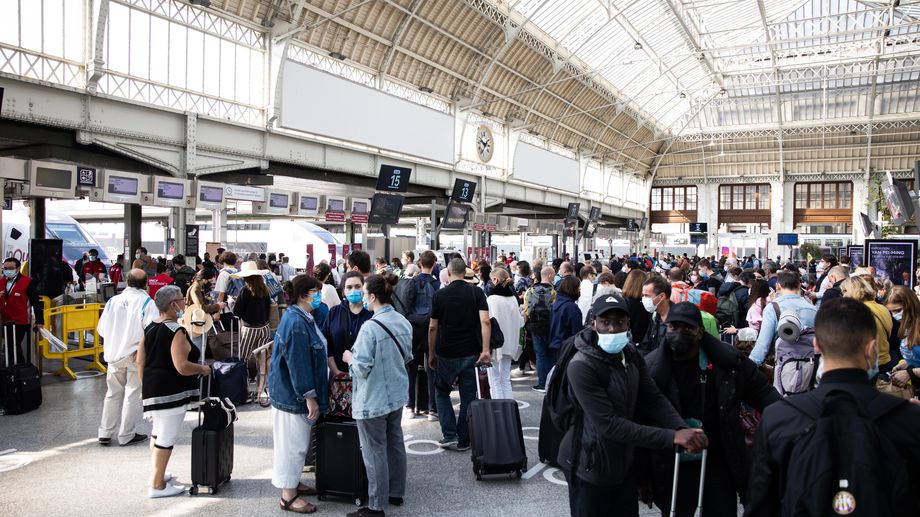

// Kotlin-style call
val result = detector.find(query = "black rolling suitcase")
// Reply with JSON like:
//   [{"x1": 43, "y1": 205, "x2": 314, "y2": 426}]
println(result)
[
  {"x1": 468, "y1": 398, "x2": 527, "y2": 480},
  {"x1": 537, "y1": 394, "x2": 561, "y2": 467},
  {"x1": 316, "y1": 418, "x2": 368, "y2": 507},
  {"x1": 0, "y1": 325, "x2": 42, "y2": 415},
  {"x1": 190, "y1": 377, "x2": 236, "y2": 495}
]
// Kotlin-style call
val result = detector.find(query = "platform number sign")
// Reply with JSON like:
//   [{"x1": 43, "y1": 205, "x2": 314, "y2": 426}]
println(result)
[
  {"x1": 77, "y1": 167, "x2": 97, "y2": 187},
  {"x1": 451, "y1": 178, "x2": 477, "y2": 203},
  {"x1": 376, "y1": 165, "x2": 412, "y2": 193},
  {"x1": 626, "y1": 219, "x2": 639, "y2": 232}
]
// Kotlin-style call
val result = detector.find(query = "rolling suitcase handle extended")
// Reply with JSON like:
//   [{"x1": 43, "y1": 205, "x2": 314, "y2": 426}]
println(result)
[{"x1": 669, "y1": 447, "x2": 708, "y2": 517}]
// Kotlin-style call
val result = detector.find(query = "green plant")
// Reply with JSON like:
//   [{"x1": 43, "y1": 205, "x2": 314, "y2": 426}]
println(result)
[{"x1": 799, "y1": 242, "x2": 823, "y2": 262}]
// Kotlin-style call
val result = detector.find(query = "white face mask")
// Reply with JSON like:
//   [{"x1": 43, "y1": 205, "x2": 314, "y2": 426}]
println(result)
[{"x1": 642, "y1": 296, "x2": 658, "y2": 314}]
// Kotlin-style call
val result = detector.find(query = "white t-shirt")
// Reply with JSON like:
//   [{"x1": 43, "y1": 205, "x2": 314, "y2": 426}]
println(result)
[
  {"x1": 321, "y1": 283, "x2": 340, "y2": 308},
  {"x1": 96, "y1": 287, "x2": 160, "y2": 363},
  {"x1": 215, "y1": 267, "x2": 236, "y2": 312}
]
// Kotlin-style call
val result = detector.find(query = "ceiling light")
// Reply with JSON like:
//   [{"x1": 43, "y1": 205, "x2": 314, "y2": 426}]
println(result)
[
  {"x1": 634, "y1": 41, "x2": 643, "y2": 50},
  {"x1": 679, "y1": 92, "x2": 686, "y2": 99},
  {"x1": 189, "y1": 0, "x2": 211, "y2": 6},
  {"x1": 418, "y1": 86, "x2": 434, "y2": 93},
  {"x1": 328, "y1": 51, "x2": 346, "y2": 60},
  {"x1": 719, "y1": 87, "x2": 727, "y2": 96}
]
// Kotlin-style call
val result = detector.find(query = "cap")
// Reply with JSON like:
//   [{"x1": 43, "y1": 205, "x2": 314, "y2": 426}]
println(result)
[
  {"x1": 665, "y1": 302, "x2": 703, "y2": 328},
  {"x1": 591, "y1": 293, "x2": 629, "y2": 318},
  {"x1": 464, "y1": 268, "x2": 479, "y2": 284}
]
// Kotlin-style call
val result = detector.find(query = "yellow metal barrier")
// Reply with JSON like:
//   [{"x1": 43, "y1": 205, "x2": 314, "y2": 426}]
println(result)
[{"x1": 36, "y1": 296, "x2": 107, "y2": 380}]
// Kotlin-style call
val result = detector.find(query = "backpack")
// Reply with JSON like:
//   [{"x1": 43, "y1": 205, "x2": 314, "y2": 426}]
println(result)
[
  {"x1": 772, "y1": 302, "x2": 819, "y2": 396},
  {"x1": 393, "y1": 276, "x2": 435, "y2": 328},
  {"x1": 171, "y1": 268, "x2": 194, "y2": 296},
  {"x1": 526, "y1": 285, "x2": 553, "y2": 337},
  {"x1": 716, "y1": 284, "x2": 745, "y2": 328},
  {"x1": 545, "y1": 335, "x2": 582, "y2": 435},
  {"x1": 781, "y1": 390, "x2": 910, "y2": 517},
  {"x1": 672, "y1": 284, "x2": 718, "y2": 316},
  {"x1": 222, "y1": 267, "x2": 245, "y2": 300}
]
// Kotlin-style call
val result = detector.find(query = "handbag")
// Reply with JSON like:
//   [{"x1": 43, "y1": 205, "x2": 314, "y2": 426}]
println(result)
[
  {"x1": 876, "y1": 378, "x2": 915, "y2": 400},
  {"x1": 328, "y1": 372, "x2": 353, "y2": 418}
]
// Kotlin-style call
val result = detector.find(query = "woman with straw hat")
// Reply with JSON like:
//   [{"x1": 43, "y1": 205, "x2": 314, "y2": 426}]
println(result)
[{"x1": 232, "y1": 261, "x2": 273, "y2": 370}]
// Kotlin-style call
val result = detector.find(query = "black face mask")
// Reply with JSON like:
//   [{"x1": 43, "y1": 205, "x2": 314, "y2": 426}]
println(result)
[{"x1": 665, "y1": 331, "x2": 697, "y2": 356}]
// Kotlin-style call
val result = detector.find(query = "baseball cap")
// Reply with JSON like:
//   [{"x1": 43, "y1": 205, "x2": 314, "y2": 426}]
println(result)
[
  {"x1": 591, "y1": 293, "x2": 629, "y2": 318},
  {"x1": 665, "y1": 302, "x2": 703, "y2": 328}
]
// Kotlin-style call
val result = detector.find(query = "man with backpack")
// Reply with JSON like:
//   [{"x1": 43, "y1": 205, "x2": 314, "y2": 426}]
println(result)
[
  {"x1": 393, "y1": 250, "x2": 440, "y2": 418},
  {"x1": 552, "y1": 294, "x2": 708, "y2": 517},
  {"x1": 524, "y1": 266, "x2": 556, "y2": 392},
  {"x1": 644, "y1": 302, "x2": 780, "y2": 516},
  {"x1": 169, "y1": 254, "x2": 196, "y2": 296},
  {"x1": 214, "y1": 251, "x2": 243, "y2": 332},
  {"x1": 745, "y1": 297, "x2": 920, "y2": 517},
  {"x1": 749, "y1": 271, "x2": 817, "y2": 369},
  {"x1": 716, "y1": 267, "x2": 749, "y2": 330}
]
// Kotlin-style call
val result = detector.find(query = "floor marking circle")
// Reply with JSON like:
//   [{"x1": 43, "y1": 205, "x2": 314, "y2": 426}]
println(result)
[
  {"x1": 521, "y1": 426, "x2": 540, "y2": 441},
  {"x1": 0, "y1": 454, "x2": 31, "y2": 473},
  {"x1": 404, "y1": 439, "x2": 445, "y2": 456},
  {"x1": 517, "y1": 400, "x2": 530, "y2": 409},
  {"x1": 543, "y1": 467, "x2": 568, "y2": 486}
]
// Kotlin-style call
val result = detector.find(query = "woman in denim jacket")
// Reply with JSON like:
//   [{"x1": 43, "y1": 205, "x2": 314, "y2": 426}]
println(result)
[
  {"x1": 268, "y1": 274, "x2": 329, "y2": 514},
  {"x1": 343, "y1": 273, "x2": 413, "y2": 517}
]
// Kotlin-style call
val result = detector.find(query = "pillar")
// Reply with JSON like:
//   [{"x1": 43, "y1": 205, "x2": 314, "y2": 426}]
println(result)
[
  {"x1": 125, "y1": 203, "x2": 142, "y2": 259},
  {"x1": 852, "y1": 176, "x2": 870, "y2": 244},
  {"x1": 30, "y1": 197, "x2": 46, "y2": 240},
  {"x1": 211, "y1": 209, "x2": 227, "y2": 244}
]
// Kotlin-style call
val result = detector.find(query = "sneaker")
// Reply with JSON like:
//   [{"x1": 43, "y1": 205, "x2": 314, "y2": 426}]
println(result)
[
  {"x1": 427, "y1": 412, "x2": 439, "y2": 422},
  {"x1": 149, "y1": 483, "x2": 185, "y2": 498},
  {"x1": 455, "y1": 443, "x2": 471, "y2": 452},
  {"x1": 121, "y1": 433, "x2": 148, "y2": 446},
  {"x1": 438, "y1": 437, "x2": 458, "y2": 449},
  {"x1": 346, "y1": 508, "x2": 385, "y2": 517},
  {"x1": 98, "y1": 437, "x2": 111, "y2": 447},
  {"x1": 388, "y1": 497, "x2": 404, "y2": 507},
  {"x1": 531, "y1": 386, "x2": 546, "y2": 393}
]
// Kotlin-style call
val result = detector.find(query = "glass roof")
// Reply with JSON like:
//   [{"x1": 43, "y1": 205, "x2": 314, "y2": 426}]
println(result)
[{"x1": 508, "y1": 0, "x2": 920, "y2": 134}]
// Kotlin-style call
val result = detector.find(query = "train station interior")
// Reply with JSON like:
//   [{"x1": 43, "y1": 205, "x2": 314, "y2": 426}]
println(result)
[{"x1": 2, "y1": 0, "x2": 920, "y2": 516}]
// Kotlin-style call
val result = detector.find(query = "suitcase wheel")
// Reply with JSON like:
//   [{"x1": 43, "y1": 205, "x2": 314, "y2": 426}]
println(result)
[
  {"x1": 189, "y1": 486, "x2": 198, "y2": 496},
  {"x1": 514, "y1": 470, "x2": 522, "y2": 479},
  {"x1": 354, "y1": 498, "x2": 362, "y2": 507},
  {"x1": 317, "y1": 495, "x2": 326, "y2": 502}
]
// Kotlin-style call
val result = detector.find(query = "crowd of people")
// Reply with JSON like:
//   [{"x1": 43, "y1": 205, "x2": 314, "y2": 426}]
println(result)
[{"x1": 9, "y1": 242, "x2": 920, "y2": 516}]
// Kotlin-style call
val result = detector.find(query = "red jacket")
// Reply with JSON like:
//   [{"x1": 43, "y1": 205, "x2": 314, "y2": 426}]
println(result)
[
  {"x1": 0, "y1": 274, "x2": 43, "y2": 325},
  {"x1": 148, "y1": 273, "x2": 174, "y2": 298},
  {"x1": 81, "y1": 261, "x2": 107, "y2": 280}
]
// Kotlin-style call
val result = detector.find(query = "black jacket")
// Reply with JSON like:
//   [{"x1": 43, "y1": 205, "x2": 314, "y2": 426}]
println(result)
[
  {"x1": 639, "y1": 311, "x2": 667, "y2": 356},
  {"x1": 821, "y1": 279, "x2": 844, "y2": 303},
  {"x1": 745, "y1": 369, "x2": 920, "y2": 516},
  {"x1": 557, "y1": 328, "x2": 684, "y2": 487},
  {"x1": 625, "y1": 296, "x2": 651, "y2": 344},
  {"x1": 644, "y1": 333, "x2": 781, "y2": 503}
]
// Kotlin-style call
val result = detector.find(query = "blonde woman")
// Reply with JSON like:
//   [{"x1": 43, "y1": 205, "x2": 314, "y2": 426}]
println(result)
[
  {"x1": 486, "y1": 268, "x2": 524, "y2": 399},
  {"x1": 841, "y1": 275, "x2": 893, "y2": 374}
]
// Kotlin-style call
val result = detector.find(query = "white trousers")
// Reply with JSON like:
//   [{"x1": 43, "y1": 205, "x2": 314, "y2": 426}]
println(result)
[
  {"x1": 272, "y1": 408, "x2": 315, "y2": 489},
  {"x1": 98, "y1": 352, "x2": 143, "y2": 444},
  {"x1": 150, "y1": 411, "x2": 186, "y2": 449},
  {"x1": 487, "y1": 355, "x2": 514, "y2": 400}
]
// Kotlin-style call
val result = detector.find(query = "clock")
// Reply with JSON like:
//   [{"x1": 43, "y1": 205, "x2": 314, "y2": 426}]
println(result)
[{"x1": 476, "y1": 125, "x2": 494, "y2": 163}]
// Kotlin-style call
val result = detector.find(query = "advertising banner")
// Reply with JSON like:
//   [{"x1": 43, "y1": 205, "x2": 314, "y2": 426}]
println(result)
[
  {"x1": 328, "y1": 244, "x2": 337, "y2": 268},
  {"x1": 847, "y1": 245, "x2": 865, "y2": 268},
  {"x1": 865, "y1": 239, "x2": 917, "y2": 290}
]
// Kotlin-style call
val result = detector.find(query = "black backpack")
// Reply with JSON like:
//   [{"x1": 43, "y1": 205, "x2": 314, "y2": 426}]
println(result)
[
  {"x1": 546, "y1": 335, "x2": 582, "y2": 435},
  {"x1": 526, "y1": 285, "x2": 554, "y2": 337},
  {"x1": 781, "y1": 390, "x2": 910, "y2": 517},
  {"x1": 171, "y1": 268, "x2": 194, "y2": 296},
  {"x1": 716, "y1": 284, "x2": 745, "y2": 328}
]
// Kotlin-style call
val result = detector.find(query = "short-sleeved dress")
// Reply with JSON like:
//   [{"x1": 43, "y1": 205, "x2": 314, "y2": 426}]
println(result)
[{"x1": 142, "y1": 321, "x2": 201, "y2": 419}]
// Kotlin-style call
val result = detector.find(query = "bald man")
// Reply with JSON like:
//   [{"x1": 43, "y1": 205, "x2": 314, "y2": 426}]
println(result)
[{"x1": 96, "y1": 269, "x2": 160, "y2": 446}]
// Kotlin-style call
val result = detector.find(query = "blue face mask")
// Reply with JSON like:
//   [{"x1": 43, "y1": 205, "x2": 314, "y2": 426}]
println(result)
[
  {"x1": 867, "y1": 348, "x2": 879, "y2": 380},
  {"x1": 597, "y1": 331, "x2": 630, "y2": 354},
  {"x1": 362, "y1": 295, "x2": 371, "y2": 310},
  {"x1": 310, "y1": 295, "x2": 322, "y2": 310},
  {"x1": 345, "y1": 291, "x2": 363, "y2": 304}
]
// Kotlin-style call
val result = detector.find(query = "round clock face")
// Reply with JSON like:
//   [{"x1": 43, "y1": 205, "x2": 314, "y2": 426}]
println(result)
[{"x1": 476, "y1": 125, "x2": 494, "y2": 163}]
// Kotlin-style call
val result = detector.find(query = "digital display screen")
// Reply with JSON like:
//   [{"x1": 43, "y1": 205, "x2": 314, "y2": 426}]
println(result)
[
  {"x1": 107, "y1": 176, "x2": 138, "y2": 196},
  {"x1": 376, "y1": 165, "x2": 412, "y2": 193},
  {"x1": 589, "y1": 207, "x2": 601, "y2": 221},
  {"x1": 777, "y1": 233, "x2": 799, "y2": 246},
  {"x1": 451, "y1": 179, "x2": 477, "y2": 203},
  {"x1": 689, "y1": 222, "x2": 708, "y2": 233},
  {"x1": 300, "y1": 196, "x2": 318, "y2": 211},
  {"x1": 269, "y1": 193, "x2": 289, "y2": 209},
  {"x1": 157, "y1": 181, "x2": 185, "y2": 200},
  {"x1": 626, "y1": 219, "x2": 638, "y2": 231},
  {"x1": 368, "y1": 194, "x2": 404, "y2": 225},
  {"x1": 328, "y1": 198, "x2": 345, "y2": 211},
  {"x1": 199, "y1": 185, "x2": 223, "y2": 203},
  {"x1": 566, "y1": 202, "x2": 580, "y2": 220},
  {"x1": 442, "y1": 201, "x2": 470, "y2": 229},
  {"x1": 35, "y1": 167, "x2": 73, "y2": 190},
  {"x1": 353, "y1": 201, "x2": 368, "y2": 214}
]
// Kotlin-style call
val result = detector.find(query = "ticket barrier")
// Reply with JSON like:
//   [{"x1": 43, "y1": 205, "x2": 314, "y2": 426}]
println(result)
[{"x1": 35, "y1": 296, "x2": 106, "y2": 380}]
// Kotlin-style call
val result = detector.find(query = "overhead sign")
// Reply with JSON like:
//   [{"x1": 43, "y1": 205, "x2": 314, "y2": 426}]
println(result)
[
  {"x1": 224, "y1": 185, "x2": 265, "y2": 202},
  {"x1": 486, "y1": 224, "x2": 497, "y2": 232},
  {"x1": 588, "y1": 206, "x2": 601, "y2": 221},
  {"x1": 77, "y1": 166, "x2": 97, "y2": 187},
  {"x1": 626, "y1": 218, "x2": 639, "y2": 232},
  {"x1": 376, "y1": 165, "x2": 412, "y2": 193},
  {"x1": 185, "y1": 225, "x2": 200, "y2": 257},
  {"x1": 689, "y1": 222, "x2": 708, "y2": 233},
  {"x1": 451, "y1": 178, "x2": 477, "y2": 203},
  {"x1": 474, "y1": 223, "x2": 485, "y2": 231},
  {"x1": 565, "y1": 202, "x2": 580, "y2": 220},
  {"x1": 690, "y1": 234, "x2": 708, "y2": 245}
]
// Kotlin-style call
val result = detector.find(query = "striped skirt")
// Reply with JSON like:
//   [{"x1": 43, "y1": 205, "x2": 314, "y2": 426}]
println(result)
[{"x1": 239, "y1": 323, "x2": 271, "y2": 364}]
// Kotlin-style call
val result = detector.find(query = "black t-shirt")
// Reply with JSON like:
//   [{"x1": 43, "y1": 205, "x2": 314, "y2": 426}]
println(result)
[{"x1": 431, "y1": 280, "x2": 488, "y2": 358}]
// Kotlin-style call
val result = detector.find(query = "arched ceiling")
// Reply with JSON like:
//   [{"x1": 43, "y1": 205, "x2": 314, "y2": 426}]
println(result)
[{"x1": 207, "y1": 0, "x2": 920, "y2": 180}]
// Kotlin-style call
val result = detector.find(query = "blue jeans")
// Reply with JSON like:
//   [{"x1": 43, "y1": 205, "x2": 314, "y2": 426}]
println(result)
[
  {"x1": 434, "y1": 355, "x2": 477, "y2": 447},
  {"x1": 532, "y1": 333, "x2": 552, "y2": 389}
]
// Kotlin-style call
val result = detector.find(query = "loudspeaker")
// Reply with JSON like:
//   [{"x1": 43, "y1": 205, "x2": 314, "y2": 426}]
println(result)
[{"x1": 28, "y1": 239, "x2": 64, "y2": 299}]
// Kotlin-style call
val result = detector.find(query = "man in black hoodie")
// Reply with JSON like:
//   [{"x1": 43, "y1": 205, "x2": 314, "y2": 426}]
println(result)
[
  {"x1": 644, "y1": 302, "x2": 780, "y2": 516},
  {"x1": 557, "y1": 294, "x2": 708, "y2": 517}
]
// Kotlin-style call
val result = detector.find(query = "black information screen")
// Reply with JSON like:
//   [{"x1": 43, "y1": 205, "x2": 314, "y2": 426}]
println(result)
[
  {"x1": 689, "y1": 222, "x2": 708, "y2": 233},
  {"x1": 35, "y1": 167, "x2": 73, "y2": 190},
  {"x1": 376, "y1": 165, "x2": 412, "y2": 192},
  {"x1": 368, "y1": 194, "x2": 405, "y2": 224},
  {"x1": 451, "y1": 179, "x2": 477, "y2": 203},
  {"x1": 589, "y1": 206, "x2": 601, "y2": 221},
  {"x1": 566, "y1": 202, "x2": 580, "y2": 220},
  {"x1": 777, "y1": 233, "x2": 799, "y2": 246},
  {"x1": 107, "y1": 176, "x2": 138, "y2": 196},
  {"x1": 157, "y1": 181, "x2": 185, "y2": 200},
  {"x1": 626, "y1": 218, "x2": 638, "y2": 231},
  {"x1": 442, "y1": 201, "x2": 470, "y2": 229}
]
